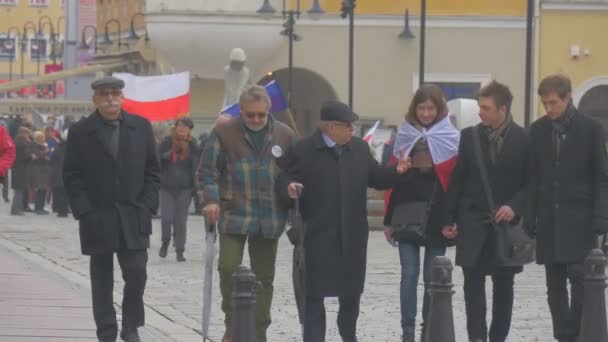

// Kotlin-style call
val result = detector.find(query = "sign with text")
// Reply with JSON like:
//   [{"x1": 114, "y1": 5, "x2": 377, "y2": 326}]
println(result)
[
  {"x1": 0, "y1": 0, "x2": 18, "y2": 6},
  {"x1": 0, "y1": 99, "x2": 95, "y2": 116},
  {"x1": 29, "y1": 0, "x2": 48, "y2": 6}
]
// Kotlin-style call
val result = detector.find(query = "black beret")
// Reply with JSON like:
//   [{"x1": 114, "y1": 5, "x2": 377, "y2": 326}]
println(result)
[
  {"x1": 91, "y1": 76, "x2": 125, "y2": 90},
  {"x1": 320, "y1": 100, "x2": 359, "y2": 123}
]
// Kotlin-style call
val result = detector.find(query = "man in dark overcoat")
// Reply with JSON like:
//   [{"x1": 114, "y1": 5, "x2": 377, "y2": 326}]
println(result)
[
  {"x1": 63, "y1": 76, "x2": 160, "y2": 342},
  {"x1": 276, "y1": 100, "x2": 411, "y2": 342},
  {"x1": 442, "y1": 81, "x2": 529, "y2": 342},
  {"x1": 527, "y1": 74, "x2": 608, "y2": 342}
]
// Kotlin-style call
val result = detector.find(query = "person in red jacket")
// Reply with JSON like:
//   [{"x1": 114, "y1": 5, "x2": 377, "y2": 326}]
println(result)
[{"x1": 0, "y1": 125, "x2": 16, "y2": 182}]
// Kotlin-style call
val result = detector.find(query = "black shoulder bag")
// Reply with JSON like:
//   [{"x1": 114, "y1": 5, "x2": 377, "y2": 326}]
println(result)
[
  {"x1": 472, "y1": 127, "x2": 535, "y2": 267},
  {"x1": 390, "y1": 180, "x2": 437, "y2": 245}
]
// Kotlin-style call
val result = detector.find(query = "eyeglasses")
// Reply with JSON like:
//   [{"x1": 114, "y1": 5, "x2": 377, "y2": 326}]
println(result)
[
  {"x1": 332, "y1": 121, "x2": 353, "y2": 129},
  {"x1": 95, "y1": 89, "x2": 123, "y2": 98},
  {"x1": 242, "y1": 111, "x2": 269, "y2": 120}
]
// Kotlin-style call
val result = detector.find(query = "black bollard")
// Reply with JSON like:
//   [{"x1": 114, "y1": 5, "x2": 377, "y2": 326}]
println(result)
[
  {"x1": 232, "y1": 265, "x2": 257, "y2": 342},
  {"x1": 424, "y1": 256, "x2": 455, "y2": 342},
  {"x1": 578, "y1": 248, "x2": 608, "y2": 342}
]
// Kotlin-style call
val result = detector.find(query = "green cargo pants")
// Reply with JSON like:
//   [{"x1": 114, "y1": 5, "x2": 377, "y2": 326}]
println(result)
[{"x1": 218, "y1": 232, "x2": 279, "y2": 342}]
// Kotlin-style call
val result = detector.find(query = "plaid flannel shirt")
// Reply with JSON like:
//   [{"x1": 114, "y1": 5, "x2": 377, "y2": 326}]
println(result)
[{"x1": 198, "y1": 117, "x2": 295, "y2": 238}]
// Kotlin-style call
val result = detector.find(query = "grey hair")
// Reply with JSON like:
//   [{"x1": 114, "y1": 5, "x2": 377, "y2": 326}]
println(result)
[{"x1": 238, "y1": 85, "x2": 271, "y2": 110}]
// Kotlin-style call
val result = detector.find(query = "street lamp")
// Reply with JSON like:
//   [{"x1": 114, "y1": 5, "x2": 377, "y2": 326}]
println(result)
[
  {"x1": 419, "y1": 0, "x2": 427, "y2": 87},
  {"x1": 258, "y1": 0, "x2": 325, "y2": 112},
  {"x1": 80, "y1": 25, "x2": 98, "y2": 53},
  {"x1": 21, "y1": 21, "x2": 37, "y2": 80},
  {"x1": 341, "y1": 0, "x2": 355, "y2": 109},
  {"x1": 398, "y1": 9, "x2": 415, "y2": 40},
  {"x1": 128, "y1": 12, "x2": 149, "y2": 44},
  {"x1": 256, "y1": 0, "x2": 276, "y2": 20},
  {"x1": 52, "y1": 16, "x2": 65, "y2": 64},
  {"x1": 37, "y1": 16, "x2": 55, "y2": 74},
  {"x1": 103, "y1": 19, "x2": 126, "y2": 50},
  {"x1": 4, "y1": 26, "x2": 20, "y2": 82}
]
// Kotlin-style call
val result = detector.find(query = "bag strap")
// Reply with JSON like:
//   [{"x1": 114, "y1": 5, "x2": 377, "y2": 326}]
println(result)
[{"x1": 471, "y1": 126, "x2": 497, "y2": 213}]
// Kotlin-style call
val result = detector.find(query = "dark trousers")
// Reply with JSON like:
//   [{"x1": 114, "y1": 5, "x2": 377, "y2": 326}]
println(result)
[
  {"x1": 545, "y1": 262, "x2": 584, "y2": 341},
  {"x1": 90, "y1": 249, "x2": 148, "y2": 341},
  {"x1": 52, "y1": 187, "x2": 69, "y2": 216},
  {"x1": 10, "y1": 189, "x2": 24, "y2": 214},
  {"x1": 160, "y1": 189, "x2": 192, "y2": 252},
  {"x1": 34, "y1": 188, "x2": 46, "y2": 212},
  {"x1": 1, "y1": 176, "x2": 8, "y2": 202},
  {"x1": 463, "y1": 268, "x2": 515, "y2": 342},
  {"x1": 303, "y1": 294, "x2": 361, "y2": 342}
]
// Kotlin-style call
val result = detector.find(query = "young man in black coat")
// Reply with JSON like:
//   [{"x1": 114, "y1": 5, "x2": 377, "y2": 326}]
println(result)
[
  {"x1": 527, "y1": 74, "x2": 608, "y2": 342},
  {"x1": 277, "y1": 100, "x2": 411, "y2": 342},
  {"x1": 63, "y1": 76, "x2": 160, "y2": 342},
  {"x1": 442, "y1": 81, "x2": 529, "y2": 342}
]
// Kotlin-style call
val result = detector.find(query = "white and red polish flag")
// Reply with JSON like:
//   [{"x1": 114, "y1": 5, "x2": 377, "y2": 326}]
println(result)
[
  {"x1": 393, "y1": 115, "x2": 460, "y2": 191},
  {"x1": 363, "y1": 120, "x2": 380, "y2": 143},
  {"x1": 113, "y1": 72, "x2": 190, "y2": 122}
]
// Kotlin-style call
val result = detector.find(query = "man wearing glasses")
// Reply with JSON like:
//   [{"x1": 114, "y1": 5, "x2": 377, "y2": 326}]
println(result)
[
  {"x1": 63, "y1": 76, "x2": 160, "y2": 342},
  {"x1": 199, "y1": 84, "x2": 296, "y2": 342},
  {"x1": 277, "y1": 100, "x2": 412, "y2": 342}
]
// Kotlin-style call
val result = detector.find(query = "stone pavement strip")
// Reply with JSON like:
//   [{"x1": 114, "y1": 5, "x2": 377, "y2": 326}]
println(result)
[
  {"x1": 0, "y1": 238, "x2": 180, "y2": 342},
  {"x1": 0, "y1": 199, "x2": 603, "y2": 341}
]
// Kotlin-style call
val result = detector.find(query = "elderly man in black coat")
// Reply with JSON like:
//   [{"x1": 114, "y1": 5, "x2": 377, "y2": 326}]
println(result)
[
  {"x1": 63, "y1": 76, "x2": 160, "y2": 342},
  {"x1": 527, "y1": 74, "x2": 608, "y2": 342},
  {"x1": 277, "y1": 100, "x2": 411, "y2": 342}
]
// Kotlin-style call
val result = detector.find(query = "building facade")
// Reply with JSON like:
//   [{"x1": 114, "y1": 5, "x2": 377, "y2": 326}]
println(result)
[
  {"x1": 0, "y1": 0, "x2": 64, "y2": 84},
  {"x1": 538, "y1": 0, "x2": 608, "y2": 130},
  {"x1": 141, "y1": 0, "x2": 529, "y2": 135}
]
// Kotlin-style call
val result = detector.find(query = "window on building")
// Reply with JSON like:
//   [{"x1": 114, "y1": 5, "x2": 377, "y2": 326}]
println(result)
[
  {"x1": 107, "y1": 0, "x2": 112, "y2": 20},
  {"x1": 29, "y1": 0, "x2": 49, "y2": 6},
  {"x1": 123, "y1": 0, "x2": 129, "y2": 19},
  {"x1": 0, "y1": 36, "x2": 18, "y2": 60},
  {"x1": 0, "y1": 0, "x2": 18, "y2": 6},
  {"x1": 29, "y1": 38, "x2": 47, "y2": 61}
]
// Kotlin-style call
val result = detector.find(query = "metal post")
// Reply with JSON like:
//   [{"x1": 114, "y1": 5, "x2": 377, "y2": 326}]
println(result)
[
  {"x1": 8, "y1": 50, "x2": 13, "y2": 81},
  {"x1": 64, "y1": 0, "x2": 79, "y2": 100},
  {"x1": 348, "y1": 0, "x2": 354, "y2": 109},
  {"x1": 419, "y1": 0, "x2": 427, "y2": 87},
  {"x1": 578, "y1": 249, "x2": 608, "y2": 342},
  {"x1": 423, "y1": 256, "x2": 455, "y2": 342},
  {"x1": 20, "y1": 39, "x2": 24, "y2": 80},
  {"x1": 36, "y1": 42, "x2": 40, "y2": 76},
  {"x1": 287, "y1": 10, "x2": 295, "y2": 112},
  {"x1": 524, "y1": 0, "x2": 535, "y2": 128},
  {"x1": 231, "y1": 265, "x2": 257, "y2": 342}
]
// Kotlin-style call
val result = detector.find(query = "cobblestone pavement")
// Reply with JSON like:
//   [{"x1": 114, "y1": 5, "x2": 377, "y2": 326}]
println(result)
[{"x1": 0, "y1": 200, "x2": 570, "y2": 341}]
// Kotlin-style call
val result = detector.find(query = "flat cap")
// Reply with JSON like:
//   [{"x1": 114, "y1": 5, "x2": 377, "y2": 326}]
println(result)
[
  {"x1": 91, "y1": 76, "x2": 125, "y2": 90},
  {"x1": 320, "y1": 100, "x2": 359, "y2": 123}
]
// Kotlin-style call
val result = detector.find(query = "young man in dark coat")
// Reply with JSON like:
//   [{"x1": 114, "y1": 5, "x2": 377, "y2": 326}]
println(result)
[
  {"x1": 527, "y1": 74, "x2": 608, "y2": 342},
  {"x1": 277, "y1": 100, "x2": 411, "y2": 342},
  {"x1": 63, "y1": 76, "x2": 160, "y2": 342},
  {"x1": 442, "y1": 81, "x2": 529, "y2": 342}
]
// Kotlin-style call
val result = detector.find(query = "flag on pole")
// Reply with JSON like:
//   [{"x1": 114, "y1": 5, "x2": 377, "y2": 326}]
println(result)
[
  {"x1": 363, "y1": 120, "x2": 380, "y2": 143},
  {"x1": 113, "y1": 72, "x2": 190, "y2": 122},
  {"x1": 221, "y1": 80, "x2": 288, "y2": 117},
  {"x1": 393, "y1": 115, "x2": 460, "y2": 191}
]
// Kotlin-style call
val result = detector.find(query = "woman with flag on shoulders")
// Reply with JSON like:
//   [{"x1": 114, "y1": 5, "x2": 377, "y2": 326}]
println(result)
[{"x1": 383, "y1": 84, "x2": 459, "y2": 342}]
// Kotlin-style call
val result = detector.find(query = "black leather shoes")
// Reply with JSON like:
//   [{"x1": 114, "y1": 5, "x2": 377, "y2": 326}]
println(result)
[
  {"x1": 120, "y1": 329, "x2": 141, "y2": 342},
  {"x1": 159, "y1": 242, "x2": 169, "y2": 258}
]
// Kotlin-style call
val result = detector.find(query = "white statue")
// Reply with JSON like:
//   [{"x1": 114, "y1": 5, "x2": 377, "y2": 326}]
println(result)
[{"x1": 222, "y1": 48, "x2": 250, "y2": 109}]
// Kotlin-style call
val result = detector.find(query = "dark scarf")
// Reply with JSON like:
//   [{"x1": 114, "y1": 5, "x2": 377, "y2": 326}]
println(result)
[
  {"x1": 485, "y1": 114, "x2": 513, "y2": 164},
  {"x1": 551, "y1": 103, "x2": 576, "y2": 156}
]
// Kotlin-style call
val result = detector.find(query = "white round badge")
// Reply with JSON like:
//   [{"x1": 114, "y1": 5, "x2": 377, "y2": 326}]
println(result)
[{"x1": 271, "y1": 145, "x2": 283, "y2": 158}]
